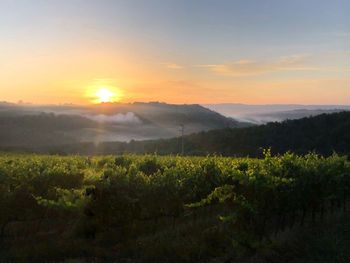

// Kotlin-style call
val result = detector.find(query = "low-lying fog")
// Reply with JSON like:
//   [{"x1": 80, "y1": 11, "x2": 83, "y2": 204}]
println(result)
[{"x1": 204, "y1": 104, "x2": 350, "y2": 124}]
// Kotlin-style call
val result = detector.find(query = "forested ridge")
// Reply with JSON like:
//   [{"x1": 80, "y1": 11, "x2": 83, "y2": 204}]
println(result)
[
  {"x1": 177, "y1": 111, "x2": 350, "y2": 156},
  {"x1": 22, "y1": 111, "x2": 350, "y2": 156}
]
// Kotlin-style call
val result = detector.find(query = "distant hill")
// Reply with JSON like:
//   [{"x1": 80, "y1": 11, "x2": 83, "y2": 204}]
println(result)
[
  {"x1": 251, "y1": 109, "x2": 350, "y2": 123},
  {"x1": 0, "y1": 113, "x2": 96, "y2": 147},
  {"x1": 28, "y1": 111, "x2": 350, "y2": 156},
  {"x1": 87, "y1": 102, "x2": 249, "y2": 133},
  {"x1": 0, "y1": 102, "x2": 250, "y2": 148},
  {"x1": 204, "y1": 103, "x2": 350, "y2": 123}
]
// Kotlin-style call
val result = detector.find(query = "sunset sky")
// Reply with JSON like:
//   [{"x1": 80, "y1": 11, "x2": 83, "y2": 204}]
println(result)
[{"x1": 1, "y1": 0, "x2": 350, "y2": 105}]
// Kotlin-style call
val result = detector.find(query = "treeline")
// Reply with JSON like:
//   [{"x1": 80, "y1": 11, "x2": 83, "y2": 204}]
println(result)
[{"x1": 176, "y1": 111, "x2": 350, "y2": 156}]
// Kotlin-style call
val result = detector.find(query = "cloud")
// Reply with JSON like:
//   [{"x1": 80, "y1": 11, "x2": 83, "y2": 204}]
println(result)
[
  {"x1": 161, "y1": 62, "x2": 183, "y2": 69},
  {"x1": 199, "y1": 55, "x2": 317, "y2": 76}
]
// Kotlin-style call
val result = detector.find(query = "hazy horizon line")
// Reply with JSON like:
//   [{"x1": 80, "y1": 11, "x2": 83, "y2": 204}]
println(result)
[{"x1": 2, "y1": 100, "x2": 350, "y2": 107}]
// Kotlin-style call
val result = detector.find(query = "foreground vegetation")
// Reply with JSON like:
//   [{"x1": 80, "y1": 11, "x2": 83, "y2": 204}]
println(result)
[{"x1": 1, "y1": 152, "x2": 350, "y2": 262}]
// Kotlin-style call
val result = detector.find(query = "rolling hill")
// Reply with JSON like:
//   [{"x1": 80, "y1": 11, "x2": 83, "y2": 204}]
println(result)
[
  {"x1": 0, "y1": 102, "x2": 250, "y2": 149},
  {"x1": 29, "y1": 111, "x2": 350, "y2": 156}
]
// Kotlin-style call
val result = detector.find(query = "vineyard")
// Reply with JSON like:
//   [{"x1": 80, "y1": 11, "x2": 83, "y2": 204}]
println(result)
[{"x1": 1, "y1": 151, "x2": 350, "y2": 262}]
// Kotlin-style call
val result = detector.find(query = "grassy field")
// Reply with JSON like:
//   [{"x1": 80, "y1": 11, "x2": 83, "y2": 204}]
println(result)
[{"x1": 0, "y1": 152, "x2": 349, "y2": 262}]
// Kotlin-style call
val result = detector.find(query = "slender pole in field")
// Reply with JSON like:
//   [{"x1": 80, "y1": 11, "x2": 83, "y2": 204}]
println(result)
[{"x1": 179, "y1": 124, "x2": 184, "y2": 155}]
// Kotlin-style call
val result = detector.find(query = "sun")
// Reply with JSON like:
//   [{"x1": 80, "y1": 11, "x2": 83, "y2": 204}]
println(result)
[
  {"x1": 96, "y1": 88, "x2": 115, "y2": 103},
  {"x1": 86, "y1": 84, "x2": 122, "y2": 104}
]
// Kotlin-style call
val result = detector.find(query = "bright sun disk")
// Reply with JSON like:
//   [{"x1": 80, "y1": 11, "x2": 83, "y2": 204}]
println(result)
[{"x1": 96, "y1": 88, "x2": 114, "y2": 103}]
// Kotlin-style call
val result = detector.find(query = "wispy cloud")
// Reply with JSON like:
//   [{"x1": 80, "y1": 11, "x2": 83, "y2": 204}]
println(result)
[
  {"x1": 161, "y1": 62, "x2": 183, "y2": 69},
  {"x1": 198, "y1": 55, "x2": 318, "y2": 76}
]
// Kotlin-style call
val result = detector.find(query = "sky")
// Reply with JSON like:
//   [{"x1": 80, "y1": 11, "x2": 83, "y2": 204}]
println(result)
[{"x1": 0, "y1": 0, "x2": 350, "y2": 105}]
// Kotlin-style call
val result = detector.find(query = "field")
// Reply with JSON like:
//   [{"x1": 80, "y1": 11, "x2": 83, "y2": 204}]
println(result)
[{"x1": 1, "y1": 152, "x2": 350, "y2": 262}]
